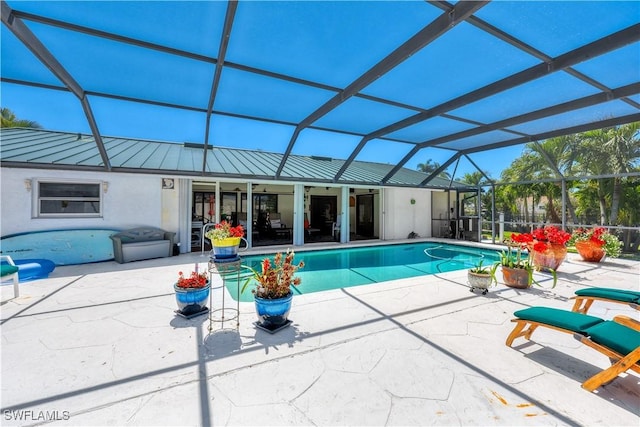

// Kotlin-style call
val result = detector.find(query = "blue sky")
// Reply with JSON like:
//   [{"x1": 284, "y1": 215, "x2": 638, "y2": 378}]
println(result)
[{"x1": 2, "y1": 1, "x2": 637, "y2": 181}]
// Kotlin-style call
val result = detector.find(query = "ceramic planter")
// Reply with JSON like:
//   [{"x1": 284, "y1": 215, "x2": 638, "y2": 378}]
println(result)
[
  {"x1": 254, "y1": 292, "x2": 293, "y2": 328},
  {"x1": 530, "y1": 243, "x2": 567, "y2": 272},
  {"x1": 212, "y1": 237, "x2": 242, "y2": 259},
  {"x1": 174, "y1": 281, "x2": 210, "y2": 315},
  {"x1": 468, "y1": 271, "x2": 493, "y2": 295},
  {"x1": 501, "y1": 266, "x2": 530, "y2": 289},
  {"x1": 575, "y1": 241, "x2": 606, "y2": 262}
]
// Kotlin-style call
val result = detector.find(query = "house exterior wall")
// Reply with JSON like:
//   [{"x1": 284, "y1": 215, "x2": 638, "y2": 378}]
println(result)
[
  {"x1": 1, "y1": 167, "x2": 436, "y2": 244},
  {"x1": 382, "y1": 187, "x2": 433, "y2": 239},
  {"x1": 0, "y1": 168, "x2": 176, "y2": 237}
]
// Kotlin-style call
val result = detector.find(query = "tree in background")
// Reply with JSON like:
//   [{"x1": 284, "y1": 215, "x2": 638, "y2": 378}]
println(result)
[
  {"x1": 496, "y1": 122, "x2": 639, "y2": 253},
  {"x1": 1, "y1": 108, "x2": 41, "y2": 128},
  {"x1": 416, "y1": 159, "x2": 451, "y2": 179}
]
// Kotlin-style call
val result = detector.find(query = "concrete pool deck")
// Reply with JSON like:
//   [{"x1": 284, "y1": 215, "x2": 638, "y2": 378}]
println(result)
[{"x1": 1, "y1": 240, "x2": 639, "y2": 426}]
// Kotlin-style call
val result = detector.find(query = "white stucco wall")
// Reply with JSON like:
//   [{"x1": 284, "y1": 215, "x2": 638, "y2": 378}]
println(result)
[
  {"x1": 0, "y1": 168, "x2": 177, "y2": 236},
  {"x1": 382, "y1": 187, "x2": 433, "y2": 239},
  {"x1": 1, "y1": 166, "x2": 438, "y2": 244}
]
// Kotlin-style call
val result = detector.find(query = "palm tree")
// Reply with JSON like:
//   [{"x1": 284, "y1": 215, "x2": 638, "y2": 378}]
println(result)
[
  {"x1": 416, "y1": 159, "x2": 451, "y2": 179},
  {"x1": 525, "y1": 136, "x2": 580, "y2": 225},
  {"x1": 603, "y1": 122, "x2": 640, "y2": 225},
  {"x1": 1, "y1": 108, "x2": 41, "y2": 128}
]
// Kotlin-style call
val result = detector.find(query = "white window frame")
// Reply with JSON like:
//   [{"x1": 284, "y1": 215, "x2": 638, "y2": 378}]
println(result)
[{"x1": 33, "y1": 179, "x2": 104, "y2": 218}]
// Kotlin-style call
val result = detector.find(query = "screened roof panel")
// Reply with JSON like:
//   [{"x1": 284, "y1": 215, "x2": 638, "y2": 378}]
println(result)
[
  {"x1": 292, "y1": 129, "x2": 360, "y2": 159},
  {"x1": 474, "y1": 1, "x2": 640, "y2": 57},
  {"x1": 361, "y1": 22, "x2": 541, "y2": 110},
  {"x1": 571, "y1": 43, "x2": 640, "y2": 89},
  {"x1": 226, "y1": 1, "x2": 440, "y2": 88},
  {"x1": 216, "y1": 68, "x2": 336, "y2": 123},
  {"x1": 439, "y1": 130, "x2": 518, "y2": 151},
  {"x1": 0, "y1": 26, "x2": 59, "y2": 85},
  {"x1": 357, "y1": 139, "x2": 415, "y2": 166},
  {"x1": 27, "y1": 23, "x2": 215, "y2": 107},
  {"x1": 508, "y1": 100, "x2": 640, "y2": 135},
  {"x1": 448, "y1": 73, "x2": 601, "y2": 124},
  {"x1": 386, "y1": 116, "x2": 477, "y2": 144},
  {"x1": 2, "y1": 1, "x2": 638, "y2": 187},
  {"x1": 90, "y1": 97, "x2": 208, "y2": 143},
  {"x1": 3, "y1": 85, "x2": 90, "y2": 133},
  {"x1": 313, "y1": 96, "x2": 416, "y2": 136},
  {"x1": 208, "y1": 115, "x2": 294, "y2": 152},
  {"x1": 14, "y1": 1, "x2": 225, "y2": 57}
]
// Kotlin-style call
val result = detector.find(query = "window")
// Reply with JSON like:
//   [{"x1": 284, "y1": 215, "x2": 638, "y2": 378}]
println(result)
[{"x1": 36, "y1": 180, "x2": 103, "y2": 217}]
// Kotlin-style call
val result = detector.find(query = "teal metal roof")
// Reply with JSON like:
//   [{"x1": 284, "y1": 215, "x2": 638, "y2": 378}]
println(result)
[
  {"x1": 0, "y1": 127, "x2": 457, "y2": 189},
  {"x1": 1, "y1": 1, "x2": 638, "y2": 185}
]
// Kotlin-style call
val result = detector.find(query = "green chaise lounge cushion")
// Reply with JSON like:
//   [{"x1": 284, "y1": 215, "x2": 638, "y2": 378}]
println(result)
[
  {"x1": 586, "y1": 321, "x2": 640, "y2": 356},
  {"x1": 575, "y1": 288, "x2": 640, "y2": 304},
  {"x1": 513, "y1": 307, "x2": 603, "y2": 334},
  {"x1": 1, "y1": 264, "x2": 19, "y2": 277}
]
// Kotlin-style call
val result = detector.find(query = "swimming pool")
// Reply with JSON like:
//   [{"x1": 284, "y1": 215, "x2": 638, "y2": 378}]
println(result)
[{"x1": 227, "y1": 242, "x2": 500, "y2": 302}]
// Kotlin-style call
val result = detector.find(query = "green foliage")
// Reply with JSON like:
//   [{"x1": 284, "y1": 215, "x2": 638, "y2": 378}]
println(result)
[{"x1": 1, "y1": 108, "x2": 41, "y2": 128}]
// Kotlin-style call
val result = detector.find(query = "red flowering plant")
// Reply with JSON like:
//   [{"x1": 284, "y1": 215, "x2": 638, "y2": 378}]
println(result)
[
  {"x1": 176, "y1": 264, "x2": 208, "y2": 289},
  {"x1": 241, "y1": 249, "x2": 304, "y2": 299},
  {"x1": 531, "y1": 225, "x2": 572, "y2": 249},
  {"x1": 205, "y1": 220, "x2": 245, "y2": 242},
  {"x1": 569, "y1": 226, "x2": 622, "y2": 258},
  {"x1": 496, "y1": 232, "x2": 557, "y2": 287}
]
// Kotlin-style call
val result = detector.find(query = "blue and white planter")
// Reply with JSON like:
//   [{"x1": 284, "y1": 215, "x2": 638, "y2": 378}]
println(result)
[
  {"x1": 254, "y1": 292, "x2": 293, "y2": 328},
  {"x1": 174, "y1": 282, "x2": 210, "y2": 315}
]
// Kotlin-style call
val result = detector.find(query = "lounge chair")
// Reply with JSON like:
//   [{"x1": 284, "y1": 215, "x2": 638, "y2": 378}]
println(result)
[
  {"x1": 571, "y1": 288, "x2": 640, "y2": 314},
  {"x1": 1, "y1": 255, "x2": 20, "y2": 298},
  {"x1": 506, "y1": 306, "x2": 640, "y2": 392}
]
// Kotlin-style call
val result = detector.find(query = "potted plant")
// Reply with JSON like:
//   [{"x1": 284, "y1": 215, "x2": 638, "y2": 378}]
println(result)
[
  {"x1": 467, "y1": 259, "x2": 498, "y2": 295},
  {"x1": 497, "y1": 233, "x2": 557, "y2": 289},
  {"x1": 241, "y1": 249, "x2": 304, "y2": 331},
  {"x1": 529, "y1": 225, "x2": 572, "y2": 271},
  {"x1": 205, "y1": 220, "x2": 245, "y2": 259},
  {"x1": 174, "y1": 264, "x2": 210, "y2": 317},
  {"x1": 569, "y1": 226, "x2": 622, "y2": 262}
]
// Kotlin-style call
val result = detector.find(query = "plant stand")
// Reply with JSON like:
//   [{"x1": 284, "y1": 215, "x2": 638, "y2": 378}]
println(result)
[{"x1": 208, "y1": 255, "x2": 241, "y2": 332}]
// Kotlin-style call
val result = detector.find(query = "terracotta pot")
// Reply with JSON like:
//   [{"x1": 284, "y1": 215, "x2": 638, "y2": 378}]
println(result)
[
  {"x1": 501, "y1": 266, "x2": 530, "y2": 289},
  {"x1": 575, "y1": 240, "x2": 606, "y2": 262},
  {"x1": 530, "y1": 242, "x2": 567, "y2": 272}
]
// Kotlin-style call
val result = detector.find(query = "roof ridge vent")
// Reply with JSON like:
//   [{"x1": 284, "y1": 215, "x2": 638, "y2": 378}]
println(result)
[{"x1": 310, "y1": 155, "x2": 332, "y2": 161}]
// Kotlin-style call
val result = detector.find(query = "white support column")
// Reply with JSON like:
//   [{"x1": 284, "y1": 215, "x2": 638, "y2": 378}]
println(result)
[
  {"x1": 246, "y1": 182, "x2": 253, "y2": 248},
  {"x1": 379, "y1": 189, "x2": 385, "y2": 240},
  {"x1": 293, "y1": 183, "x2": 305, "y2": 246},
  {"x1": 214, "y1": 182, "x2": 221, "y2": 225},
  {"x1": 340, "y1": 186, "x2": 349, "y2": 243},
  {"x1": 179, "y1": 178, "x2": 191, "y2": 254}
]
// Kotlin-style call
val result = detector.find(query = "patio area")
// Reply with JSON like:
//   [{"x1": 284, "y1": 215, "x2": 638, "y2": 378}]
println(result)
[{"x1": 1, "y1": 241, "x2": 639, "y2": 426}]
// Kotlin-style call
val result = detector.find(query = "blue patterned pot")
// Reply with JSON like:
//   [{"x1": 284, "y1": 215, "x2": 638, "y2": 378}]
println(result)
[
  {"x1": 174, "y1": 282, "x2": 210, "y2": 315},
  {"x1": 254, "y1": 292, "x2": 293, "y2": 327}
]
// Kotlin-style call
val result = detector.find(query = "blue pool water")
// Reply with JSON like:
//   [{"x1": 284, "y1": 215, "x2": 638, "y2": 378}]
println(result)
[{"x1": 228, "y1": 243, "x2": 500, "y2": 302}]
